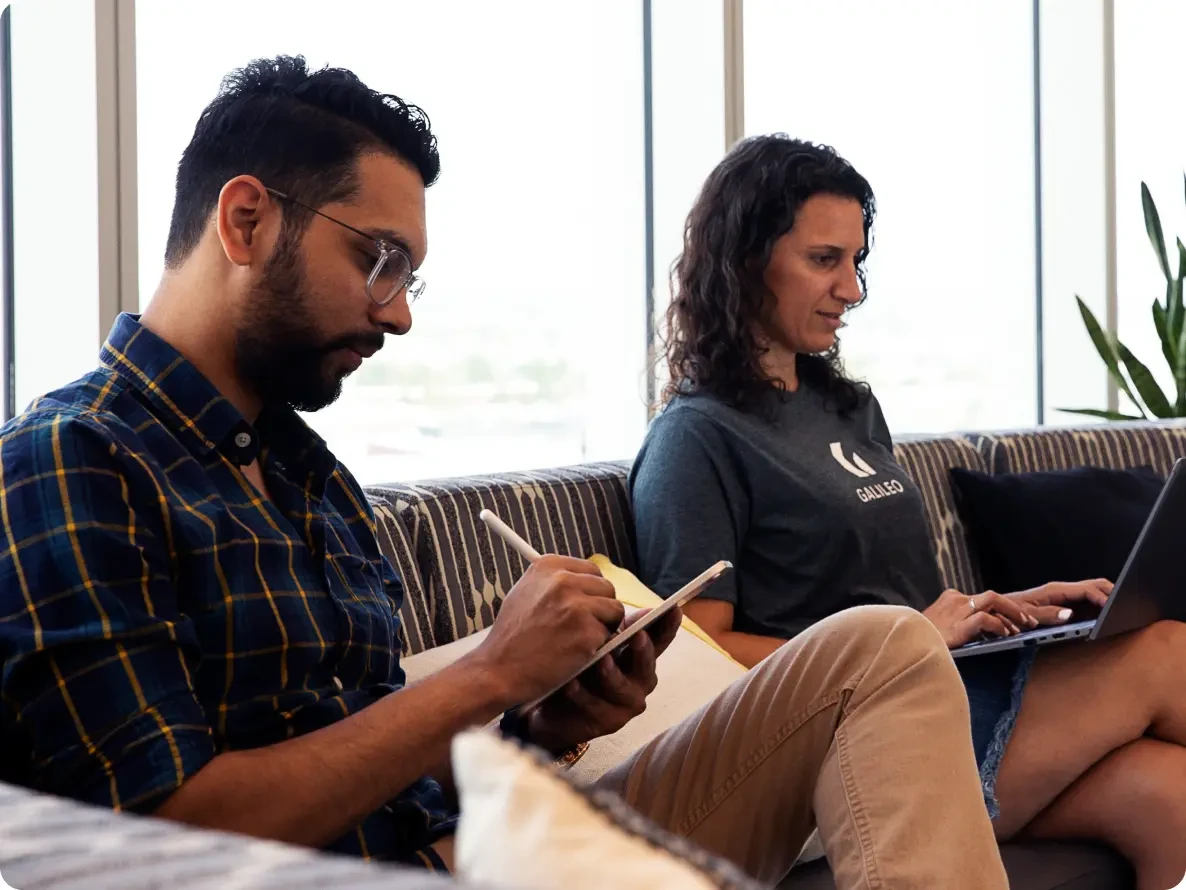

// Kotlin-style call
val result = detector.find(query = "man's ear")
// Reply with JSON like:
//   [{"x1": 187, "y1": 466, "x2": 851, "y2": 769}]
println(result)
[{"x1": 216, "y1": 176, "x2": 276, "y2": 267}]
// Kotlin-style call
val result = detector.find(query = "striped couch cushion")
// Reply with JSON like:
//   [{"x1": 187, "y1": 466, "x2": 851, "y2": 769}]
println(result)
[
  {"x1": 973, "y1": 421, "x2": 1186, "y2": 476},
  {"x1": 893, "y1": 435, "x2": 988, "y2": 595},
  {"x1": 368, "y1": 463, "x2": 636, "y2": 654}
]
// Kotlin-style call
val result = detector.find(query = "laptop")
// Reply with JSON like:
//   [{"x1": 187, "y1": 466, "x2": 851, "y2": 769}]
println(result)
[{"x1": 953, "y1": 457, "x2": 1186, "y2": 659}]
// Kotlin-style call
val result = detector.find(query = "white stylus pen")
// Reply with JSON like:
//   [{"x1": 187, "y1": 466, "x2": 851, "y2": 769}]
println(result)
[{"x1": 479, "y1": 509, "x2": 543, "y2": 563}]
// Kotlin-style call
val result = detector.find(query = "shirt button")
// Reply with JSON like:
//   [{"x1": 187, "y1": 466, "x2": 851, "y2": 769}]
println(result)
[
  {"x1": 234, "y1": 432, "x2": 252, "y2": 448},
  {"x1": 332, "y1": 675, "x2": 344, "y2": 692}
]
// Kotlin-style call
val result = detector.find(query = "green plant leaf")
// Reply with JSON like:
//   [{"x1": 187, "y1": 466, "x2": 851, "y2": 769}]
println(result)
[
  {"x1": 1168, "y1": 238, "x2": 1186, "y2": 348},
  {"x1": 1116, "y1": 340, "x2": 1175, "y2": 417},
  {"x1": 1076, "y1": 295, "x2": 1146, "y2": 417},
  {"x1": 1143, "y1": 182, "x2": 1172, "y2": 281},
  {"x1": 1057, "y1": 408, "x2": 1145, "y2": 421},
  {"x1": 1154, "y1": 300, "x2": 1176, "y2": 370}
]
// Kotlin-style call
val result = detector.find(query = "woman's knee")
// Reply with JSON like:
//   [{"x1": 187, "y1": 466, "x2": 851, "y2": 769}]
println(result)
[{"x1": 1121, "y1": 620, "x2": 1186, "y2": 691}]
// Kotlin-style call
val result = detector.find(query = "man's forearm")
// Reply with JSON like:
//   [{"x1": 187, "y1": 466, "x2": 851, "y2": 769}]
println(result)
[
  {"x1": 716, "y1": 630, "x2": 787, "y2": 668},
  {"x1": 156, "y1": 654, "x2": 511, "y2": 849}
]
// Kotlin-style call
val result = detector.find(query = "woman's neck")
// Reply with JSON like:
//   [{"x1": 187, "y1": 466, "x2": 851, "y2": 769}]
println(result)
[{"x1": 760, "y1": 342, "x2": 799, "y2": 393}]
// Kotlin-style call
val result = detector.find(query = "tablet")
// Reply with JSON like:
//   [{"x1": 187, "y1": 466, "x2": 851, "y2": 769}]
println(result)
[{"x1": 516, "y1": 560, "x2": 733, "y2": 714}]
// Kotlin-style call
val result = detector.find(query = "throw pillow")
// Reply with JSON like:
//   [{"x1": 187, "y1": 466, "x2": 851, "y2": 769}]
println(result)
[
  {"x1": 452, "y1": 730, "x2": 764, "y2": 890},
  {"x1": 949, "y1": 464, "x2": 1165, "y2": 595}
]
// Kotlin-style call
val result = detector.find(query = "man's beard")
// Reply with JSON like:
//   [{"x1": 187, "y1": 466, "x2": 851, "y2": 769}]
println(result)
[{"x1": 233, "y1": 235, "x2": 383, "y2": 414}]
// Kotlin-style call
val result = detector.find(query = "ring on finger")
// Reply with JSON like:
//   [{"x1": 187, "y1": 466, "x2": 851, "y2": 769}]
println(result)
[{"x1": 968, "y1": 596, "x2": 978, "y2": 613}]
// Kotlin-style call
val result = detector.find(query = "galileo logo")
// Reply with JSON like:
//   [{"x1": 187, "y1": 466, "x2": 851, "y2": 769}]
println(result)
[
  {"x1": 830, "y1": 442, "x2": 877, "y2": 478},
  {"x1": 857, "y1": 479, "x2": 905, "y2": 503}
]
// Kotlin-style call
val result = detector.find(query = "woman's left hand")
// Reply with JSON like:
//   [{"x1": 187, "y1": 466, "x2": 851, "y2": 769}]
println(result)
[{"x1": 1008, "y1": 579, "x2": 1113, "y2": 624}]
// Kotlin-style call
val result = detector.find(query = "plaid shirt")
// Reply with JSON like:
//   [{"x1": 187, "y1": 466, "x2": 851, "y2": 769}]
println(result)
[{"x1": 0, "y1": 313, "x2": 454, "y2": 865}]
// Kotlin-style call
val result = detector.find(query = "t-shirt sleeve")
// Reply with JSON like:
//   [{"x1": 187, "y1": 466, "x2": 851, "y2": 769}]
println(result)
[
  {"x1": 628, "y1": 406, "x2": 748, "y2": 606},
  {"x1": 0, "y1": 412, "x2": 215, "y2": 812}
]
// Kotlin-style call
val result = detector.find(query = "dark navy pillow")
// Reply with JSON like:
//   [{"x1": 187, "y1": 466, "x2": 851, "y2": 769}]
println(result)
[{"x1": 948, "y1": 464, "x2": 1165, "y2": 594}]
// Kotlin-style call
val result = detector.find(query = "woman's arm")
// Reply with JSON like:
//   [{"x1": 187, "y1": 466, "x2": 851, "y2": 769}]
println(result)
[{"x1": 682, "y1": 599, "x2": 786, "y2": 668}]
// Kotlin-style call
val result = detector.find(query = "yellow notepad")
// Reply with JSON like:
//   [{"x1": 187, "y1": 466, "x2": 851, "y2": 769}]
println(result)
[{"x1": 588, "y1": 554, "x2": 742, "y2": 666}]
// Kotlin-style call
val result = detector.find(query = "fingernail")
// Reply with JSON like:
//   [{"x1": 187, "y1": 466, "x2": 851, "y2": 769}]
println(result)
[
  {"x1": 1058, "y1": 609, "x2": 1073, "y2": 621},
  {"x1": 1027, "y1": 615, "x2": 1038, "y2": 627}
]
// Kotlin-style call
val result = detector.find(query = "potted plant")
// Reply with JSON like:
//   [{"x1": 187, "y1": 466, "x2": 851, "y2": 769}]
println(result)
[{"x1": 1065, "y1": 177, "x2": 1186, "y2": 420}]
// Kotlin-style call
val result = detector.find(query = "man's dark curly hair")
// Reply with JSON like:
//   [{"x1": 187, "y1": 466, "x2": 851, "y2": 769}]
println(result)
[
  {"x1": 661, "y1": 134, "x2": 874, "y2": 415},
  {"x1": 164, "y1": 55, "x2": 440, "y2": 267}
]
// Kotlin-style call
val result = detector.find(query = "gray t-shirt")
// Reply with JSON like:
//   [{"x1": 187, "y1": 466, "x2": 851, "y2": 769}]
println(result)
[{"x1": 629, "y1": 386, "x2": 943, "y2": 640}]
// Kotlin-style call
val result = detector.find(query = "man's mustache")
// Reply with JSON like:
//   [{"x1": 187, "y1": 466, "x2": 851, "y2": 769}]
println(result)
[{"x1": 321, "y1": 332, "x2": 386, "y2": 356}]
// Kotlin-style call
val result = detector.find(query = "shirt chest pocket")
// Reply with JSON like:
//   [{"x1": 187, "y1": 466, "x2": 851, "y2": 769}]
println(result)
[{"x1": 324, "y1": 550, "x2": 390, "y2": 608}]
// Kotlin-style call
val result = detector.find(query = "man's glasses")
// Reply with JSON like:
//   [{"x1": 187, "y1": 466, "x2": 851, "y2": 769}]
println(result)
[{"x1": 266, "y1": 188, "x2": 425, "y2": 306}]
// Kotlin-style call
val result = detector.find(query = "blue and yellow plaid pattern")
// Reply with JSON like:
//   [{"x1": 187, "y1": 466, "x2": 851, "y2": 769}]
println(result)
[{"x1": 0, "y1": 313, "x2": 454, "y2": 864}]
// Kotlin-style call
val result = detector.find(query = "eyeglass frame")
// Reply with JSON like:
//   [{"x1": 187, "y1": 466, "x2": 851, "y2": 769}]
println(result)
[{"x1": 265, "y1": 187, "x2": 425, "y2": 305}]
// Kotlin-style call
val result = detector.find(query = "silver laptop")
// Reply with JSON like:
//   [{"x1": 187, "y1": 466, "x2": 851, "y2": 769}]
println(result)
[{"x1": 953, "y1": 457, "x2": 1186, "y2": 659}]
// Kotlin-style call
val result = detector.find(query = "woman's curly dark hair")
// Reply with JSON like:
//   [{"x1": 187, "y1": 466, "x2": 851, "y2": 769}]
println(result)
[{"x1": 660, "y1": 134, "x2": 875, "y2": 415}]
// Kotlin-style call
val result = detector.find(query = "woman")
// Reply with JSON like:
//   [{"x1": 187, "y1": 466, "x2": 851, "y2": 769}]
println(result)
[{"x1": 630, "y1": 134, "x2": 1186, "y2": 890}]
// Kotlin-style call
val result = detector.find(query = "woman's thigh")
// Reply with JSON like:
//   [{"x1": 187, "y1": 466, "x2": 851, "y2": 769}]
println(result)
[{"x1": 991, "y1": 620, "x2": 1186, "y2": 839}]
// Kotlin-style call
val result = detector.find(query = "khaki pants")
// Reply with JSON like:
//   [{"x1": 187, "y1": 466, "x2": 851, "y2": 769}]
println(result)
[{"x1": 592, "y1": 605, "x2": 1008, "y2": 889}]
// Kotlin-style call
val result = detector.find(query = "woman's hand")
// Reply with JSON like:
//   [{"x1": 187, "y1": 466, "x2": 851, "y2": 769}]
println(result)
[
  {"x1": 922, "y1": 589, "x2": 1039, "y2": 649},
  {"x1": 1008, "y1": 579, "x2": 1113, "y2": 624}
]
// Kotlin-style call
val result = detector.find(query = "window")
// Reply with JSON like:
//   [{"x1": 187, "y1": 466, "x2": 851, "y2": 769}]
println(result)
[
  {"x1": 1114, "y1": 0, "x2": 1186, "y2": 417},
  {"x1": 649, "y1": 0, "x2": 726, "y2": 406},
  {"x1": 1037, "y1": 0, "x2": 1110, "y2": 424},
  {"x1": 10, "y1": 0, "x2": 103, "y2": 412},
  {"x1": 744, "y1": 0, "x2": 1038, "y2": 434},
  {"x1": 136, "y1": 1, "x2": 646, "y2": 483}
]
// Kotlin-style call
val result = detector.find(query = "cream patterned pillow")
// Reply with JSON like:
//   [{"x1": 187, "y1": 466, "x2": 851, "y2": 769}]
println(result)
[{"x1": 452, "y1": 730, "x2": 764, "y2": 890}]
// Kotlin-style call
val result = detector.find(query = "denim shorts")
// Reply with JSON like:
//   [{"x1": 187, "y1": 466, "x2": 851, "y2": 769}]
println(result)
[{"x1": 956, "y1": 647, "x2": 1038, "y2": 820}]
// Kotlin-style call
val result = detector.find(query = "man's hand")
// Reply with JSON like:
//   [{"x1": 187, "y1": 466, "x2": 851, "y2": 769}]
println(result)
[
  {"x1": 469, "y1": 555, "x2": 626, "y2": 708},
  {"x1": 524, "y1": 607, "x2": 683, "y2": 754},
  {"x1": 1008, "y1": 579, "x2": 1113, "y2": 623}
]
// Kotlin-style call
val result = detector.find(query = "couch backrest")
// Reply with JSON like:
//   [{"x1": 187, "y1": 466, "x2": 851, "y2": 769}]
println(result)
[
  {"x1": 368, "y1": 462, "x2": 636, "y2": 654},
  {"x1": 973, "y1": 421, "x2": 1186, "y2": 475},
  {"x1": 891, "y1": 435, "x2": 988, "y2": 597},
  {"x1": 369, "y1": 422, "x2": 1186, "y2": 654}
]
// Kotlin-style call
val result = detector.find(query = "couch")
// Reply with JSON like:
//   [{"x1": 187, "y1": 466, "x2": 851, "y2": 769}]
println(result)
[
  {"x1": 7, "y1": 420, "x2": 1183, "y2": 888},
  {"x1": 367, "y1": 420, "x2": 1186, "y2": 890}
]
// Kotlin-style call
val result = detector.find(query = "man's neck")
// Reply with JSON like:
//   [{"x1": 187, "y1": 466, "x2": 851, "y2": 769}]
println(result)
[{"x1": 141, "y1": 274, "x2": 263, "y2": 423}]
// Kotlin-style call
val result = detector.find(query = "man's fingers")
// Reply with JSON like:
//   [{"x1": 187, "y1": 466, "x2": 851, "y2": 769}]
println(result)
[
  {"x1": 648, "y1": 608, "x2": 682, "y2": 657},
  {"x1": 624, "y1": 632, "x2": 658, "y2": 693},
  {"x1": 587, "y1": 596, "x2": 626, "y2": 628},
  {"x1": 535, "y1": 554, "x2": 606, "y2": 577},
  {"x1": 577, "y1": 657, "x2": 646, "y2": 712},
  {"x1": 564, "y1": 677, "x2": 611, "y2": 716},
  {"x1": 563, "y1": 571, "x2": 617, "y2": 599}
]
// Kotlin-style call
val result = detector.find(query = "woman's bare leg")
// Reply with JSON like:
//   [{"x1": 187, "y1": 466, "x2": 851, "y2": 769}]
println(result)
[
  {"x1": 991, "y1": 621, "x2": 1186, "y2": 887},
  {"x1": 1018, "y1": 738, "x2": 1186, "y2": 890}
]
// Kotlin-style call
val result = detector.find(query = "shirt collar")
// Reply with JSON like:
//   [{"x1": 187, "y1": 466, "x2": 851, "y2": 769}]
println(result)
[{"x1": 99, "y1": 313, "x2": 337, "y2": 481}]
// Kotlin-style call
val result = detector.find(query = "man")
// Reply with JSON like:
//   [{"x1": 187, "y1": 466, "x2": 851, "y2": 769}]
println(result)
[{"x1": 0, "y1": 56, "x2": 1006, "y2": 889}]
